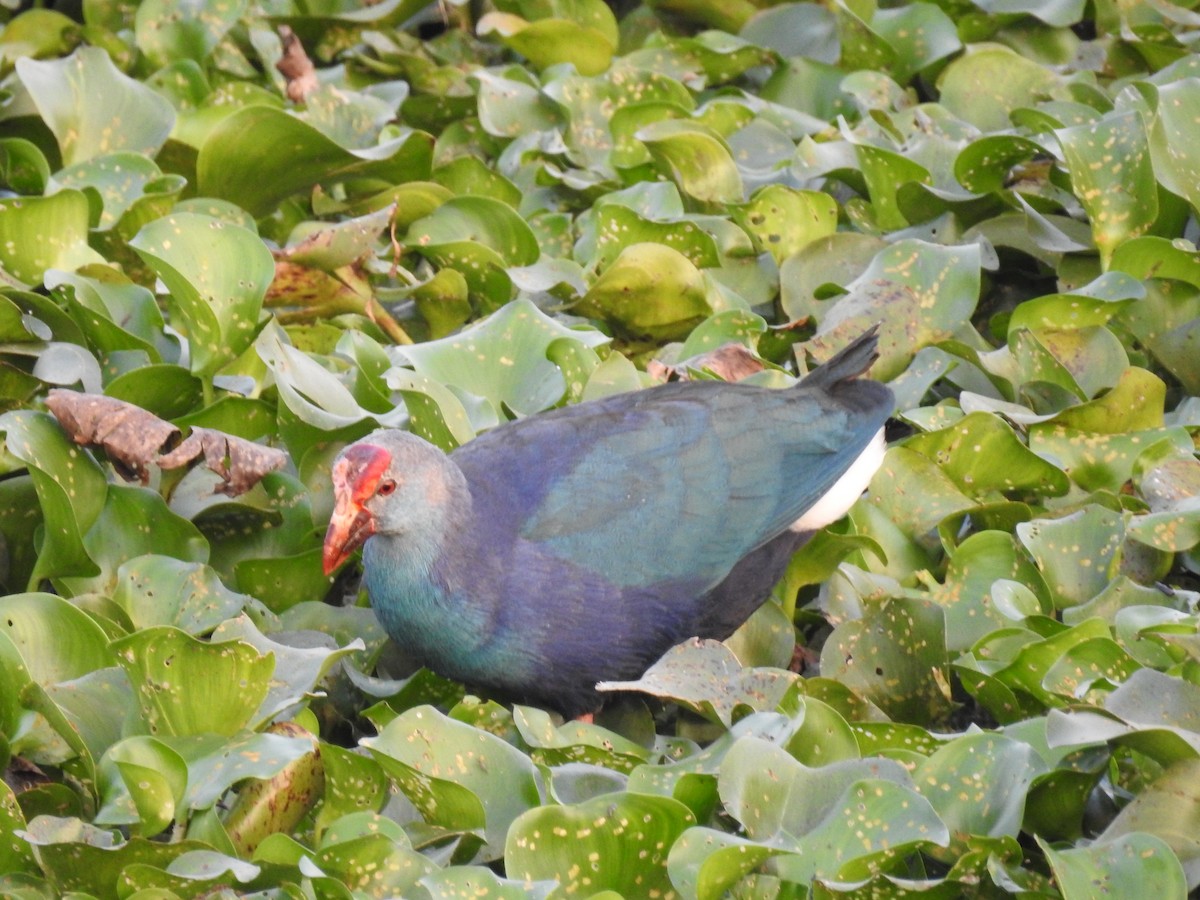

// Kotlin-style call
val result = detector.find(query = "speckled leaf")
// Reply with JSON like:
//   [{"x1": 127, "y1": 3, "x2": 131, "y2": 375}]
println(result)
[
  {"x1": 110, "y1": 556, "x2": 249, "y2": 634},
  {"x1": 578, "y1": 243, "x2": 712, "y2": 340},
  {"x1": 1017, "y1": 506, "x2": 1125, "y2": 608},
  {"x1": 364, "y1": 705, "x2": 541, "y2": 860},
  {"x1": 224, "y1": 722, "x2": 323, "y2": 856},
  {"x1": 954, "y1": 134, "x2": 1048, "y2": 194},
  {"x1": 937, "y1": 45, "x2": 1060, "y2": 132},
  {"x1": 102, "y1": 735, "x2": 188, "y2": 836},
  {"x1": 1, "y1": 409, "x2": 107, "y2": 583},
  {"x1": 112, "y1": 626, "x2": 273, "y2": 737},
  {"x1": 130, "y1": 213, "x2": 272, "y2": 379},
  {"x1": 58, "y1": 483, "x2": 208, "y2": 597},
  {"x1": 905, "y1": 412, "x2": 1069, "y2": 499},
  {"x1": 181, "y1": 728, "x2": 320, "y2": 811},
  {"x1": 0, "y1": 592, "x2": 112, "y2": 686},
  {"x1": 0, "y1": 191, "x2": 106, "y2": 288},
  {"x1": 914, "y1": 732, "x2": 1046, "y2": 850},
  {"x1": 412, "y1": 865, "x2": 555, "y2": 899},
  {"x1": 1041, "y1": 832, "x2": 1188, "y2": 899},
  {"x1": 52, "y1": 152, "x2": 186, "y2": 234},
  {"x1": 868, "y1": 447, "x2": 976, "y2": 542},
  {"x1": 210, "y1": 614, "x2": 364, "y2": 726},
  {"x1": 733, "y1": 185, "x2": 837, "y2": 264},
  {"x1": 820, "y1": 597, "x2": 949, "y2": 724},
  {"x1": 932, "y1": 531, "x2": 1049, "y2": 652},
  {"x1": 598, "y1": 639, "x2": 800, "y2": 727},
  {"x1": 313, "y1": 743, "x2": 388, "y2": 836},
  {"x1": 588, "y1": 202, "x2": 721, "y2": 271},
  {"x1": 135, "y1": 0, "x2": 246, "y2": 67},
  {"x1": 637, "y1": 119, "x2": 744, "y2": 206},
  {"x1": 197, "y1": 105, "x2": 432, "y2": 217},
  {"x1": 1057, "y1": 111, "x2": 1157, "y2": 264},
  {"x1": 506, "y1": 791, "x2": 694, "y2": 896},
  {"x1": 478, "y1": 9, "x2": 617, "y2": 77},
  {"x1": 798, "y1": 240, "x2": 981, "y2": 380},
  {"x1": 16, "y1": 47, "x2": 174, "y2": 166},
  {"x1": 1149, "y1": 78, "x2": 1200, "y2": 216},
  {"x1": 390, "y1": 298, "x2": 609, "y2": 420},
  {"x1": 856, "y1": 143, "x2": 932, "y2": 231}
]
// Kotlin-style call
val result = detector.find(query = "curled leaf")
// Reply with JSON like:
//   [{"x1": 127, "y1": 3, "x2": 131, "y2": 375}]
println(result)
[
  {"x1": 157, "y1": 427, "x2": 286, "y2": 496},
  {"x1": 44, "y1": 389, "x2": 177, "y2": 483}
]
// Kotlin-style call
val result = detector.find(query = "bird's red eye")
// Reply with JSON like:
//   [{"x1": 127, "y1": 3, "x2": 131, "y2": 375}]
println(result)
[{"x1": 377, "y1": 479, "x2": 397, "y2": 496}]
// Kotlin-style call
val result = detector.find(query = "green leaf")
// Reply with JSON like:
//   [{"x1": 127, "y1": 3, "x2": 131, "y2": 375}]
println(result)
[
  {"x1": 16, "y1": 47, "x2": 175, "y2": 167},
  {"x1": 135, "y1": 0, "x2": 247, "y2": 67},
  {"x1": 1057, "y1": 111, "x2": 1158, "y2": 264},
  {"x1": 0, "y1": 191, "x2": 106, "y2": 287},
  {"x1": 937, "y1": 45, "x2": 1060, "y2": 132},
  {"x1": 1041, "y1": 832, "x2": 1187, "y2": 899},
  {"x1": 637, "y1": 120, "x2": 745, "y2": 206},
  {"x1": 112, "y1": 626, "x2": 274, "y2": 737},
  {"x1": 578, "y1": 243, "x2": 712, "y2": 339},
  {"x1": 506, "y1": 791, "x2": 694, "y2": 895},
  {"x1": 130, "y1": 212, "x2": 273, "y2": 379},
  {"x1": 197, "y1": 105, "x2": 433, "y2": 217},
  {"x1": 364, "y1": 705, "x2": 542, "y2": 861},
  {"x1": 0, "y1": 409, "x2": 107, "y2": 584},
  {"x1": 0, "y1": 592, "x2": 112, "y2": 686}
]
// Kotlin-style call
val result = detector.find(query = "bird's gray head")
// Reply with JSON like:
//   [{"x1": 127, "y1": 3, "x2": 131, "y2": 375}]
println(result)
[{"x1": 322, "y1": 429, "x2": 467, "y2": 575}]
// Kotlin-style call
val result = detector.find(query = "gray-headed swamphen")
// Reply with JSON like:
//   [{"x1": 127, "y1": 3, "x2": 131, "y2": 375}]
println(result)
[{"x1": 323, "y1": 330, "x2": 893, "y2": 717}]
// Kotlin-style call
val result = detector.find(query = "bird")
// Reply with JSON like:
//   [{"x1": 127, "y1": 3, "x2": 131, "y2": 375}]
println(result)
[{"x1": 323, "y1": 330, "x2": 893, "y2": 717}]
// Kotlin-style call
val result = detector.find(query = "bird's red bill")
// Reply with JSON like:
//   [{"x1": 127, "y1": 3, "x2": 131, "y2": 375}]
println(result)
[{"x1": 322, "y1": 443, "x2": 391, "y2": 575}]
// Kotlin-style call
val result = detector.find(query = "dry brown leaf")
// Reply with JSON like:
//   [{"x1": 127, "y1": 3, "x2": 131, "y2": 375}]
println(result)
[
  {"x1": 158, "y1": 427, "x2": 287, "y2": 496},
  {"x1": 45, "y1": 389, "x2": 179, "y2": 483},
  {"x1": 46, "y1": 390, "x2": 287, "y2": 496},
  {"x1": 647, "y1": 343, "x2": 767, "y2": 384},
  {"x1": 276, "y1": 26, "x2": 319, "y2": 103}
]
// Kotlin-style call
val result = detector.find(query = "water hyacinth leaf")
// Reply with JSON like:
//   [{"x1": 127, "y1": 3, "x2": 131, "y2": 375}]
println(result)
[
  {"x1": 111, "y1": 555, "x2": 254, "y2": 634},
  {"x1": 0, "y1": 191, "x2": 106, "y2": 287},
  {"x1": 0, "y1": 136, "x2": 50, "y2": 195},
  {"x1": 855, "y1": 143, "x2": 932, "y2": 231},
  {"x1": 130, "y1": 213, "x2": 273, "y2": 379},
  {"x1": 666, "y1": 828, "x2": 785, "y2": 900},
  {"x1": 868, "y1": 447, "x2": 976, "y2": 541},
  {"x1": 597, "y1": 639, "x2": 800, "y2": 727},
  {"x1": 578, "y1": 243, "x2": 712, "y2": 340},
  {"x1": 1109, "y1": 236, "x2": 1200, "y2": 287},
  {"x1": 112, "y1": 626, "x2": 273, "y2": 737},
  {"x1": 105, "y1": 735, "x2": 189, "y2": 836},
  {"x1": 16, "y1": 47, "x2": 175, "y2": 167},
  {"x1": 1, "y1": 409, "x2": 107, "y2": 583},
  {"x1": 181, "y1": 728, "x2": 323, "y2": 811},
  {"x1": 904, "y1": 412, "x2": 1069, "y2": 498},
  {"x1": 1017, "y1": 506, "x2": 1125, "y2": 608},
  {"x1": 734, "y1": 185, "x2": 838, "y2": 264},
  {"x1": 931, "y1": 531, "x2": 1049, "y2": 652},
  {"x1": 637, "y1": 119, "x2": 744, "y2": 206},
  {"x1": 914, "y1": 732, "x2": 1046, "y2": 849},
  {"x1": 210, "y1": 614, "x2": 365, "y2": 726},
  {"x1": 505, "y1": 791, "x2": 694, "y2": 896},
  {"x1": 20, "y1": 817, "x2": 214, "y2": 896},
  {"x1": 52, "y1": 152, "x2": 186, "y2": 234},
  {"x1": 477, "y1": 8, "x2": 617, "y2": 77},
  {"x1": 936, "y1": 45, "x2": 1060, "y2": 132},
  {"x1": 0, "y1": 592, "x2": 112, "y2": 685},
  {"x1": 135, "y1": 0, "x2": 247, "y2": 67},
  {"x1": 1040, "y1": 832, "x2": 1188, "y2": 898},
  {"x1": 872, "y1": 3, "x2": 961, "y2": 82},
  {"x1": 1057, "y1": 111, "x2": 1157, "y2": 264},
  {"x1": 364, "y1": 705, "x2": 541, "y2": 860},
  {"x1": 821, "y1": 597, "x2": 949, "y2": 724},
  {"x1": 58, "y1": 483, "x2": 209, "y2": 597},
  {"x1": 412, "y1": 865, "x2": 555, "y2": 899},
  {"x1": 197, "y1": 105, "x2": 433, "y2": 217},
  {"x1": 589, "y1": 202, "x2": 722, "y2": 271},
  {"x1": 1149, "y1": 78, "x2": 1200, "y2": 216},
  {"x1": 313, "y1": 744, "x2": 388, "y2": 835},
  {"x1": 390, "y1": 298, "x2": 609, "y2": 419},
  {"x1": 718, "y1": 736, "x2": 913, "y2": 840},
  {"x1": 1007, "y1": 273, "x2": 1143, "y2": 337},
  {"x1": 799, "y1": 240, "x2": 981, "y2": 380},
  {"x1": 405, "y1": 195, "x2": 540, "y2": 267},
  {"x1": 954, "y1": 134, "x2": 1048, "y2": 194},
  {"x1": 313, "y1": 832, "x2": 437, "y2": 896},
  {"x1": 46, "y1": 269, "x2": 174, "y2": 363}
]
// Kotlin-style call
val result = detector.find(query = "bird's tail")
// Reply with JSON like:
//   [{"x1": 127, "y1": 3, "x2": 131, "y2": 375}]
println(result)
[{"x1": 799, "y1": 327, "x2": 881, "y2": 390}]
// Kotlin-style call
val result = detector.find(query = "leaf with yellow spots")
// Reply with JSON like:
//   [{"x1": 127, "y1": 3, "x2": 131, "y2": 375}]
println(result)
[
  {"x1": 130, "y1": 212, "x2": 273, "y2": 381},
  {"x1": 1058, "y1": 110, "x2": 1158, "y2": 266},
  {"x1": 507, "y1": 790, "x2": 694, "y2": 897}
]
